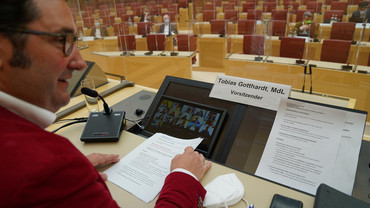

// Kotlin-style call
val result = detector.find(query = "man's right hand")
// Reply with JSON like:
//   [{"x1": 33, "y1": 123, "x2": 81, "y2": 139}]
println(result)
[{"x1": 170, "y1": 146, "x2": 212, "y2": 181}]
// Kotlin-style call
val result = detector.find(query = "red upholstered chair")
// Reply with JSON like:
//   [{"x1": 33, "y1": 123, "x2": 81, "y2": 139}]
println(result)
[
  {"x1": 247, "y1": 9, "x2": 262, "y2": 20},
  {"x1": 321, "y1": 39, "x2": 351, "y2": 63},
  {"x1": 324, "y1": 0, "x2": 338, "y2": 6},
  {"x1": 223, "y1": 3, "x2": 235, "y2": 12},
  {"x1": 271, "y1": 9, "x2": 288, "y2": 20},
  {"x1": 306, "y1": 2, "x2": 322, "y2": 13},
  {"x1": 271, "y1": 20, "x2": 287, "y2": 37},
  {"x1": 238, "y1": 19, "x2": 256, "y2": 35},
  {"x1": 330, "y1": 1, "x2": 348, "y2": 14},
  {"x1": 284, "y1": 2, "x2": 299, "y2": 14},
  {"x1": 203, "y1": 10, "x2": 217, "y2": 22},
  {"x1": 242, "y1": 2, "x2": 256, "y2": 12},
  {"x1": 101, "y1": 15, "x2": 115, "y2": 27},
  {"x1": 263, "y1": 2, "x2": 276, "y2": 12},
  {"x1": 296, "y1": 10, "x2": 314, "y2": 22},
  {"x1": 211, "y1": 20, "x2": 227, "y2": 35},
  {"x1": 301, "y1": 0, "x2": 318, "y2": 5},
  {"x1": 178, "y1": 0, "x2": 189, "y2": 8},
  {"x1": 98, "y1": 9, "x2": 110, "y2": 17},
  {"x1": 280, "y1": 37, "x2": 306, "y2": 59},
  {"x1": 146, "y1": 34, "x2": 166, "y2": 51},
  {"x1": 113, "y1": 23, "x2": 129, "y2": 36},
  {"x1": 137, "y1": 22, "x2": 153, "y2": 36},
  {"x1": 348, "y1": 0, "x2": 361, "y2": 5},
  {"x1": 225, "y1": 10, "x2": 239, "y2": 21},
  {"x1": 132, "y1": 7, "x2": 142, "y2": 17},
  {"x1": 82, "y1": 17, "x2": 95, "y2": 28},
  {"x1": 243, "y1": 35, "x2": 265, "y2": 55},
  {"x1": 120, "y1": 14, "x2": 134, "y2": 22},
  {"x1": 177, "y1": 34, "x2": 197, "y2": 51},
  {"x1": 118, "y1": 34, "x2": 136, "y2": 51},
  {"x1": 324, "y1": 10, "x2": 344, "y2": 22},
  {"x1": 203, "y1": 3, "x2": 215, "y2": 10},
  {"x1": 330, "y1": 22, "x2": 356, "y2": 40}
]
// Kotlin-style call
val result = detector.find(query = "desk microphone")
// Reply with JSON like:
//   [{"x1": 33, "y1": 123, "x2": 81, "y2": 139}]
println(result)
[
  {"x1": 81, "y1": 87, "x2": 112, "y2": 115},
  {"x1": 296, "y1": 48, "x2": 305, "y2": 65},
  {"x1": 342, "y1": 51, "x2": 353, "y2": 71},
  {"x1": 255, "y1": 45, "x2": 263, "y2": 61}
]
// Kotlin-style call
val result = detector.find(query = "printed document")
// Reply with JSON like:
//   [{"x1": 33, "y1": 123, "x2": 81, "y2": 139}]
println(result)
[
  {"x1": 104, "y1": 133, "x2": 203, "y2": 203},
  {"x1": 256, "y1": 98, "x2": 354, "y2": 195}
]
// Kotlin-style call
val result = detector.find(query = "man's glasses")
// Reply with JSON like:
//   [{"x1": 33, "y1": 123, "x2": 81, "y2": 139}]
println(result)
[{"x1": 2, "y1": 28, "x2": 78, "y2": 56}]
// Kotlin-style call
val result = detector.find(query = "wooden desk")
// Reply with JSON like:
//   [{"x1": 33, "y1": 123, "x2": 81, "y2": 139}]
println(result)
[
  {"x1": 49, "y1": 85, "x2": 315, "y2": 208},
  {"x1": 84, "y1": 51, "x2": 193, "y2": 89}
]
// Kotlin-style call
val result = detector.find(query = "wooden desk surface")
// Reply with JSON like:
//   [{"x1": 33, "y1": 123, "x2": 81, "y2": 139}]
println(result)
[{"x1": 49, "y1": 85, "x2": 315, "y2": 208}]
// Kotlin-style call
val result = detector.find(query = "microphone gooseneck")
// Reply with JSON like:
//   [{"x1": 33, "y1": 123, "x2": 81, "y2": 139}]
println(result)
[{"x1": 81, "y1": 87, "x2": 112, "y2": 115}]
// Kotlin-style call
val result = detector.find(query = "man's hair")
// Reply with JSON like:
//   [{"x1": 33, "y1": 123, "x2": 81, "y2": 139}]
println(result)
[
  {"x1": 302, "y1": 11, "x2": 313, "y2": 19},
  {"x1": 0, "y1": 0, "x2": 41, "y2": 68},
  {"x1": 359, "y1": 1, "x2": 368, "y2": 8}
]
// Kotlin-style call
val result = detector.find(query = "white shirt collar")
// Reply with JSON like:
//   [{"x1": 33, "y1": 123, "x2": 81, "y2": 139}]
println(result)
[{"x1": 0, "y1": 91, "x2": 56, "y2": 129}]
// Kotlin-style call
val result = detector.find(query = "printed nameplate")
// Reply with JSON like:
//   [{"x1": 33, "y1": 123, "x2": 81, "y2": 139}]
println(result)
[{"x1": 209, "y1": 75, "x2": 291, "y2": 111}]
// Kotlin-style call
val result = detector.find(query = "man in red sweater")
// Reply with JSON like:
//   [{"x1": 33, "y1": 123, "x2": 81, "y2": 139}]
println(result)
[{"x1": 0, "y1": 0, "x2": 212, "y2": 207}]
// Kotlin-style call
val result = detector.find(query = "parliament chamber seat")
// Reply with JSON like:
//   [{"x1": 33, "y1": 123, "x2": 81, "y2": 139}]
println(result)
[
  {"x1": 118, "y1": 34, "x2": 136, "y2": 51},
  {"x1": 203, "y1": 10, "x2": 217, "y2": 22},
  {"x1": 247, "y1": 9, "x2": 262, "y2": 20},
  {"x1": 330, "y1": 22, "x2": 356, "y2": 41},
  {"x1": 137, "y1": 22, "x2": 153, "y2": 36},
  {"x1": 306, "y1": 2, "x2": 322, "y2": 14},
  {"x1": 211, "y1": 20, "x2": 227, "y2": 35},
  {"x1": 177, "y1": 34, "x2": 197, "y2": 51},
  {"x1": 271, "y1": 20, "x2": 287, "y2": 37},
  {"x1": 146, "y1": 34, "x2": 166, "y2": 51},
  {"x1": 224, "y1": 10, "x2": 239, "y2": 22},
  {"x1": 284, "y1": 2, "x2": 299, "y2": 14},
  {"x1": 114, "y1": 23, "x2": 129, "y2": 36},
  {"x1": 242, "y1": 2, "x2": 256, "y2": 12},
  {"x1": 271, "y1": 9, "x2": 288, "y2": 20},
  {"x1": 280, "y1": 37, "x2": 306, "y2": 59},
  {"x1": 330, "y1": 1, "x2": 348, "y2": 14},
  {"x1": 222, "y1": 3, "x2": 235, "y2": 12},
  {"x1": 263, "y1": 2, "x2": 276, "y2": 12},
  {"x1": 203, "y1": 3, "x2": 216, "y2": 11},
  {"x1": 321, "y1": 39, "x2": 351, "y2": 63},
  {"x1": 238, "y1": 19, "x2": 256, "y2": 35},
  {"x1": 243, "y1": 35, "x2": 265, "y2": 55}
]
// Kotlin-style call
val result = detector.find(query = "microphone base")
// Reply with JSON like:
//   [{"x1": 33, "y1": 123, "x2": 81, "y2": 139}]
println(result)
[
  {"x1": 80, "y1": 111, "x2": 126, "y2": 143},
  {"x1": 144, "y1": 51, "x2": 153, "y2": 56},
  {"x1": 296, "y1": 59, "x2": 305, "y2": 65},
  {"x1": 341, "y1": 65, "x2": 353, "y2": 71},
  {"x1": 170, "y1": 52, "x2": 179, "y2": 56},
  {"x1": 254, "y1": 56, "x2": 263, "y2": 61},
  {"x1": 160, "y1": 53, "x2": 166, "y2": 56}
]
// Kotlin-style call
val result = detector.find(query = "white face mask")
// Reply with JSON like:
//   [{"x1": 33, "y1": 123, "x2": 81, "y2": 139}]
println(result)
[
  {"x1": 360, "y1": 10, "x2": 367, "y2": 16},
  {"x1": 202, "y1": 173, "x2": 244, "y2": 208},
  {"x1": 165, "y1": 19, "x2": 170, "y2": 24},
  {"x1": 95, "y1": 22, "x2": 100, "y2": 27}
]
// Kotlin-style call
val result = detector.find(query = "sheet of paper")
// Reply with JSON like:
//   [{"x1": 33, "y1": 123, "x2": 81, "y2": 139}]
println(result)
[
  {"x1": 104, "y1": 133, "x2": 203, "y2": 203},
  {"x1": 325, "y1": 111, "x2": 367, "y2": 195},
  {"x1": 256, "y1": 98, "x2": 347, "y2": 195}
]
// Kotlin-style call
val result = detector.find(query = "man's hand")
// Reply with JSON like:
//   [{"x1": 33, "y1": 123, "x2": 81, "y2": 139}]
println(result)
[
  {"x1": 300, "y1": 25, "x2": 310, "y2": 31},
  {"x1": 170, "y1": 146, "x2": 212, "y2": 181},
  {"x1": 86, "y1": 153, "x2": 120, "y2": 180}
]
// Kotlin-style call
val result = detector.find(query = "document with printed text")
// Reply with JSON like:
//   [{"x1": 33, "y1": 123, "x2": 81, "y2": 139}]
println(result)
[
  {"x1": 256, "y1": 98, "x2": 365, "y2": 195},
  {"x1": 104, "y1": 133, "x2": 203, "y2": 203}
]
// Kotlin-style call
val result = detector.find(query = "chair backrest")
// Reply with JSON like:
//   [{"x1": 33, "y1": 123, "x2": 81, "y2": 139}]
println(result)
[
  {"x1": 330, "y1": 1, "x2": 348, "y2": 14},
  {"x1": 330, "y1": 22, "x2": 356, "y2": 40},
  {"x1": 223, "y1": 3, "x2": 235, "y2": 12},
  {"x1": 203, "y1": 3, "x2": 215, "y2": 10},
  {"x1": 242, "y1": 2, "x2": 256, "y2": 12},
  {"x1": 263, "y1": 2, "x2": 276, "y2": 12},
  {"x1": 321, "y1": 39, "x2": 351, "y2": 63},
  {"x1": 178, "y1": 0, "x2": 188, "y2": 8},
  {"x1": 238, "y1": 19, "x2": 256, "y2": 35},
  {"x1": 137, "y1": 22, "x2": 153, "y2": 36},
  {"x1": 177, "y1": 34, "x2": 197, "y2": 51},
  {"x1": 118, "y1": 34, "x2": 136, "y2": 51},
  {"x1": 271, "y1": 9, "x2": 288, "y2": 20},
  {"x1": 146, "y1": 34, "x2": 166, "y2": 51},
  {"x1": 225, "y1": 10, "x2": 239, "y2": 21},
  {"x1": 243, "y1": 35, "x2": 264, "y2": 55},
  {"x1": 82, "y1": 17, "x2": 95, "y2": 28},
  {"x1": 306, "y1": 2, "x2": 322, "y2": 13},
  {"x1": 296, "y1": 10, "x2": 314, "y2": 22},
  {"x1": 324, "y1": 10, "x2": 344, "y2": 22},
  {"x1": 324, "y1": 0, "x2": 338, "y2": 6},
  {"x1": 302, "y1": 0, "x2": 317, "y2": 5},
  {"x1": 211, "y1": 20, "x2": 227, "y2": 35},
  {"x1": 120, "y1": 14, "x2": 134, "y2": 22},
  {"x1": 284, "y1": 2, "x2": 300, "y2": 14},
  {"x1": 247, "y1": 9, "x2": 262, "y2": 20},
  {"x1": 114, "y1": 23, "x2": 129, "y2": 36},
  {"x1": 272, "y1": 20, "x2": 287, "y2": 36},
  {"x1": 101, "y1": 15, "x2": 115, "y2": 27},
  {"x1": 203, "y1": 10, "x2": 217, "y2": 22},
  {"x1": 280, "y1": 37, "x2": 306, "y2": 59}
]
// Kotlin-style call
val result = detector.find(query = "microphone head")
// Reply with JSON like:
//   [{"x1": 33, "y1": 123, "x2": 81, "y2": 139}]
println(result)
[{"x1": 81, "y1": 87, "x2": 99, "y2": 98}]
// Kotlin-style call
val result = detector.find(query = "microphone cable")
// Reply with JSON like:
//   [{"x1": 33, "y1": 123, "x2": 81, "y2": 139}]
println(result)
[{"x1": 52, "y1": 117, "x2": 88, "y2": 133}]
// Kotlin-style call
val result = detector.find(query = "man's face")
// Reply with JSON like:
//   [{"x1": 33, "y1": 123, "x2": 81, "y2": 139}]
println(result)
[
  {"x1": 0, "y1": 0, "x2": 86, "y2": 112},
  {"x1": 163, "y1": 15, "x2": 170, "y2": 23},
  {"x1": 304, "y1": 15, "x2": 312, "y2": 21}
]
